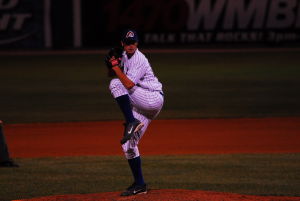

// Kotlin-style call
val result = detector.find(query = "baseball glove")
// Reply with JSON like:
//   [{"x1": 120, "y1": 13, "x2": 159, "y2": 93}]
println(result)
[{"x1": 104, "y1": 47, "x2": 123, "y2": 77}]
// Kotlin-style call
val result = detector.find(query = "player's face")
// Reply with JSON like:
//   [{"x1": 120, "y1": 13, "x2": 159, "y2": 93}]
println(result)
[{"x1": 122, "y1": 42, "x2": 138, "y2": 55}]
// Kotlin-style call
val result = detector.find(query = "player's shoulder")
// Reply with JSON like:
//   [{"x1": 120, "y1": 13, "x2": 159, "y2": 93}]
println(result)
[
  {"x1": 135, "y1": 49, "x2": 148, "y2": 60},
  {"x1": 135, "y1": 48, "x2": 144, "y2": 56}
]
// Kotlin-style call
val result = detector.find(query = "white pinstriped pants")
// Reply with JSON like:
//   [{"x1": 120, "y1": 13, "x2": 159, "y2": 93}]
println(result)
[{"x1": 109, "y1": 78, "x2": 164, "y2": 159}]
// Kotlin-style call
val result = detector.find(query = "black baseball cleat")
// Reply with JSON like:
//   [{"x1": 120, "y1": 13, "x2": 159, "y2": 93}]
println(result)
[
  {"x1": 120, "y1": 183, "x2": 147, "y2": 196},
  {"x1": 0, "y1": 159, "x2": 19, "y2": 168},
  {"x1": 120, "y1": 119, "x2": 144, "y2": 144}
]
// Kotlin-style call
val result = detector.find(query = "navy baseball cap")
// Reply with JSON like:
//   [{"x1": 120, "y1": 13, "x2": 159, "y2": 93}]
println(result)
[{"x1": 121, "y1": 29, "x2": 138, "y2": 44}]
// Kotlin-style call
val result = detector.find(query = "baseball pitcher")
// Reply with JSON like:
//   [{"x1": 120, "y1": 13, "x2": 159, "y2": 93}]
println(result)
[{"x1": 104, "y1": 29, "x2": 164, "y2": 196}]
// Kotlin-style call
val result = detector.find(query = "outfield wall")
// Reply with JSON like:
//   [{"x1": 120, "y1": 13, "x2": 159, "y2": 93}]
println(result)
[{"x1": 1, "y1": 0, "x2": 300, "y2": 50}]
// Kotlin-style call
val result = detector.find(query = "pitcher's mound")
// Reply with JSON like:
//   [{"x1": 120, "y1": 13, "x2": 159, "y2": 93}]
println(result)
[{"x1": 14, "y1": 189, "x2": 300, "y2": 201}]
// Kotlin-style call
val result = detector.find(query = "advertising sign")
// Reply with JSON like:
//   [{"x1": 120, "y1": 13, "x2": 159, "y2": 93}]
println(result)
[
  {"x1": 1, "y1": 0, "x2": 299, "y2": 49},
  {"x1": 81, "y1": 0, "x2": 300, "y2": 47},
  {"x1": 0, "y1": 0, "x2": 50, "y2": 49}
]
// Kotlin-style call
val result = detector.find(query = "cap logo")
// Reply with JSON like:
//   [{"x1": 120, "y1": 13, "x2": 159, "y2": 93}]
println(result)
[{"x1": 126, "y1": 31, "x2": 135, "y2": 38}]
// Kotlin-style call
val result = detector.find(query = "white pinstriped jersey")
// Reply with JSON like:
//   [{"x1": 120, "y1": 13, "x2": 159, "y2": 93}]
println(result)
[
  {"x1": 121, "y1": 49, "x2": 163, "y2": 92},
  {"x1": 109, "y1": 48, "x2": 164, "y2": 159}
]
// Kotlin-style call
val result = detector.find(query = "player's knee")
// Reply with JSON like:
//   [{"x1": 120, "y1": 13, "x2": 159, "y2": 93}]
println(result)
[
  {"x1": 123, "y1": 146, "x2": 140, "y2": 160},
  {"x1": 109, "y1": 78, "x2": 122, "y2": 91},
  {"x1": 109, "y1": 79, "x2": 128, "y2": 98}
]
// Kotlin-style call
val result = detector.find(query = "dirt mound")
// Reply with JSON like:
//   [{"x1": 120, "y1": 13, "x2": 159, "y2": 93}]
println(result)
[{"x1": 14, "y1": 189, "x2": 300, "y2": 201}]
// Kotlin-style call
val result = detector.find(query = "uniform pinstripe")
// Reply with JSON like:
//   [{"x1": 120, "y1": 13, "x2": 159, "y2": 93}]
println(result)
[{"x1": 109, "y1": 48, "x2": 164, "y2": 159}]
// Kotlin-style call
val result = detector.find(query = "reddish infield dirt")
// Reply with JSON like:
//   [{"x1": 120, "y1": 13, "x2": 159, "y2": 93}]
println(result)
[
  {"x1": 5, "y1": 118, "x2": 300, "y2": 158},
  {"x1": 4, "y1": 117, "x2": 300, "y2": 201}
]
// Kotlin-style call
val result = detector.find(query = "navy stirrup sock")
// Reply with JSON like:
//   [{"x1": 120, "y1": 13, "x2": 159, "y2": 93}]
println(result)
[
  {"x1": 116, "y1": 96, "x2": 144, "y2": 184},
  {"x1": 128, "y1": 156, "x2": 145, "y2": 185},
  {"x1": 115, "y1": 95, "x2": 135, "y2": 123}
]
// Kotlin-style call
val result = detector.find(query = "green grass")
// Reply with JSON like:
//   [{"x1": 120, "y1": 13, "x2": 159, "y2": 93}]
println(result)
[
  {"x1": 1, "y1": 51, "x2": 299, "y2": 201},
  {"x1": 0, "y1": 154, "x2": 299, "y2": 201},
  {"x1": 1, "y1": 50, "x2": 300, "y2": 123}
]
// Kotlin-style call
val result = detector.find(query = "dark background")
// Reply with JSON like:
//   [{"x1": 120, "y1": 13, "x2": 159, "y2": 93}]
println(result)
[{"x1": 1, "y1": 0, "x2": 300, "y2": 50}]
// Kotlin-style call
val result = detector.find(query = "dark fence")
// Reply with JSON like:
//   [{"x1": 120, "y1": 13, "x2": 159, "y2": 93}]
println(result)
[{"x1": 1, "y1": 0, "x2": 300, "y2": 50}]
